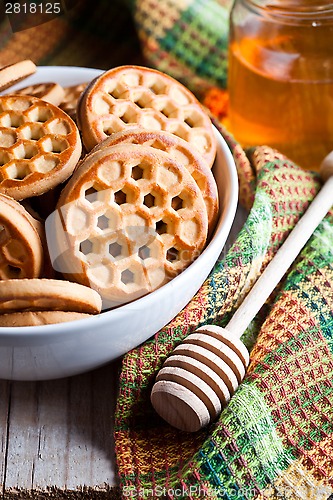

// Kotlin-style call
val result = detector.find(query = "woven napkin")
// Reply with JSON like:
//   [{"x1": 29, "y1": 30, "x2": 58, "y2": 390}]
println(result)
[
  {"x1": 114, "y1": 118, "x2": 333, "y2": 497},
  {"x1": 123, "y1": 0, "x2": 233, "y2": 96}
]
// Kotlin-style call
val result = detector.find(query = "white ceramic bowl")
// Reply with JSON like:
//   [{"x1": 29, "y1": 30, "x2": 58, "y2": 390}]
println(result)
[{"x1": 0, "y1": 67, "x2": 238, "y2": 380}]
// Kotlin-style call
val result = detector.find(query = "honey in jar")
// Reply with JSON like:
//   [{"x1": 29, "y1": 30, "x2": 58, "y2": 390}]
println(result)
[{"x1": 228, "y1": 0, "x2": 333, "y2": 170}]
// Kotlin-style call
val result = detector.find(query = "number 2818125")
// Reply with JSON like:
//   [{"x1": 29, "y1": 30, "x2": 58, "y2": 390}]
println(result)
[{"x1": 5, "y1": 3, "x2": 61, "y2": 14}]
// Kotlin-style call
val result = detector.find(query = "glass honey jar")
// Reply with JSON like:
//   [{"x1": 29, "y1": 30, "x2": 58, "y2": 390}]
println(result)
[{"x1": 227, "y1": 0, "x2": 333, "y2": 170}]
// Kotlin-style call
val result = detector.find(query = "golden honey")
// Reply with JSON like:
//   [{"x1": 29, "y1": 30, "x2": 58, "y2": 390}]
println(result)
[{"x1": 228, "y1": 0, "x2": 333, "y2": 170}]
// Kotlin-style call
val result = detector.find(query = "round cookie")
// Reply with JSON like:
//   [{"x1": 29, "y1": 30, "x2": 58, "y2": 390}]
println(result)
[
  {"x1": 20, "y1": 197, "x2": 59, "y2": 279},
  {"x1": 60, "y1": 82, "x2": 87, "y2": 121},
  {"x1": 92, "y1": 128, "x2": 219, "y2": 235},
  {"x1": 48, "y1": 143, "x2": 208, "y2": 307},
  {"x1": 0, "y1": 60, "x2": 36, "y2": 92},
  {"x1": 77, "y1": 65, "x2": 217, "y2": 167},
  {"x1": 0, "y1": 194, "x2": 44, "y2": 279},
  {"x1": 0, "y1": 279, "x2": 102, "y2": 314},
  {"x1": 13, "y1": 82, "x2": 65, "y2": 106},
  {"x1": 0, "y1": 94, "x2": 82, "y2": 200},
  {"x1": 0, "y1": 310, "x2": 92, "y2": 327}
]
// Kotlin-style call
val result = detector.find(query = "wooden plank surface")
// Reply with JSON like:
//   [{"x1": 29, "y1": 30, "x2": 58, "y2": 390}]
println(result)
[
  {"x1": 0, "y1": 205, "x2": 247, "y2": 499},
  {"x1": 1, "y1": 364, "x2": 120, "y2": 498}
]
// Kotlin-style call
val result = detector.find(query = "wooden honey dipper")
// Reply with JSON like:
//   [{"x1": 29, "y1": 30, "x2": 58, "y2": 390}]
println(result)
[{"x1": 151, "y1": 154, "x2": 333, "y2": 432}]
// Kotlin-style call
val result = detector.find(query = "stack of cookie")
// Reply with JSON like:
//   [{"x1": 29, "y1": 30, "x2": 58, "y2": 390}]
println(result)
[{"x1": 0, "y1": 61, "x2": 219, "y2": 322}]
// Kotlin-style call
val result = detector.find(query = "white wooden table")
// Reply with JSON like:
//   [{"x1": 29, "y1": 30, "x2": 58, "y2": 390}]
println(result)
[{"x1": 0, "y1": 206, "x2": 247, "y2": 499}]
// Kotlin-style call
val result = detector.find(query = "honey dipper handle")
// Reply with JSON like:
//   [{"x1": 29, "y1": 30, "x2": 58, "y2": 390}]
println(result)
[{"x1": 226, "y1": 176, "x2": 333, "y2": 339}]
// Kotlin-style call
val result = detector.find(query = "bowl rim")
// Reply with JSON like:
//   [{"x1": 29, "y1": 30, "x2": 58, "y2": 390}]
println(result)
[{"x1": 0, "y1": 68, "x2": 239, "y2": 338}]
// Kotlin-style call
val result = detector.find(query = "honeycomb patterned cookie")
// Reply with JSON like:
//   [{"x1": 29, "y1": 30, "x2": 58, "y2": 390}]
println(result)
[
  {"x1": 78, "y1": 65, "x2": 217, "y2": 167},
  {"x1": 60, "y1": 83, "x2": 87, "y2": 121},
  {"x1": 13, "y1": 82, "x2": 65, "y2": 106},
  {"x1": 92, "y1": 128, "x2": 219, "y2": 236},
  {"x1": 0, "y1": 194, "x2": 44, "y2": 280},
  {"x1": 47, "y1": 143, "x2": 208, "y2": 307},
  {"x1": 0, "y1": 94, "x2": 82, "y2": 200},
  {"x1": 0, "y1": 279, "x2": 102, "y2": 314}
]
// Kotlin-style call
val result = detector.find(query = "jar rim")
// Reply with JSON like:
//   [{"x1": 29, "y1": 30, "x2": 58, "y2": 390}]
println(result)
[{"x1": 242, "y1": 0, "x2": 333, "y2": 22}]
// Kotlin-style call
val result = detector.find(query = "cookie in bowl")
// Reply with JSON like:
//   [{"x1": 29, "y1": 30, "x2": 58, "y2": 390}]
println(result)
[
  {"x1": 46, "y1": 142, "x2": 209, "y2": 307},
  {"x1": 77, "y1": 65, "x2": 217, "y2": 168},
  {"x1": 0, "y1": 65, "x2": 238, "y2": 381}
]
